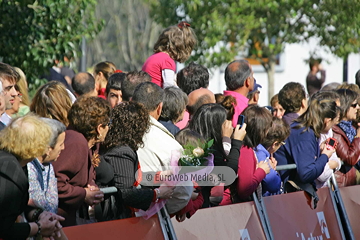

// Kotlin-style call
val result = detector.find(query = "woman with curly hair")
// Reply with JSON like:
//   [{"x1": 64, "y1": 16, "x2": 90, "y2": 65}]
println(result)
[
  {"x1": 30, "y1": 81, "x2": 72, "y2": 126},
  {"x1": 100, "y1": 101, "x2": 174, "y2": 220},
  {"x1": 52, "y1": 96, "x2": 111, "y2": 227}
]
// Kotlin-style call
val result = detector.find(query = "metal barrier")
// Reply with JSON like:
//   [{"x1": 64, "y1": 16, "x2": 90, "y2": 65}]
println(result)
[{"x1": 68, "y1": 164, "x2": 356, "y2": 240}]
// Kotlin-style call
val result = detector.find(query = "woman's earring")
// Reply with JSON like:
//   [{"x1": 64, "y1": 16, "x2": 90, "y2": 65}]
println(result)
[{"x1": 97, "y1": 134, "x2": 102, "y2": 140}]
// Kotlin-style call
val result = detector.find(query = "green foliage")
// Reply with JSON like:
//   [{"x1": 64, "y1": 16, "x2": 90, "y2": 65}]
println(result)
[
  {"x1": 310, "y1": 0, "x2": 360, "y2": 58},
  {"x1": 148, "y1": 0, "x2": 259, "y2": 67},
  {"x1": 0, "y1": 0, "x2": 103, "y2": 93},
  {"x1": 149, "y1": 0, "x2": 360, "y2": 102},
  {"x1": 178, "y1": 139, "x2": 214, "y2": 167},
  {"x1": 86, "y1": 0, "x2": 162, "y2": 71}
]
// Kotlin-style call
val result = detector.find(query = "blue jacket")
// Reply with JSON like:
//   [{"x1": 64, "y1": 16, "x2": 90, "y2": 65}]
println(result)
[
  {"x1": 274, "y1": 123, "x2": 328, "y2": 186},
  {"x1": 254, "y1": 144, "x2": 281, "y2": 196}
]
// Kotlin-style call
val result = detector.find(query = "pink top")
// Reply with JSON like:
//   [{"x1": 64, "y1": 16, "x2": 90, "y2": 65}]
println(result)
[
  {"x1": 142, "y1": 52, "x2": 176, "y2": 88},
  {"x1": 219, "y1": 146, "x2": 266, "y2": 205},
  {"x1": 175, "y1": 110, "x2": 190, "y2": 130},
  {"x1": 237, "y1": 146, "x2": 266, "y2": 200},
  {"x1": 223, "y1": 90, "x2": 249, "y2": 128}
]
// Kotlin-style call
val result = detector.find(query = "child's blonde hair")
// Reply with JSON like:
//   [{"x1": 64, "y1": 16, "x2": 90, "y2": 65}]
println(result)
[{"x1": 153, "y1": 22, "x2": 197, "y2": 63}]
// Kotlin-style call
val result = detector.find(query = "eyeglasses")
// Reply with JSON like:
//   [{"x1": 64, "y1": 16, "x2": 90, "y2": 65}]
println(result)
[{"x1": 350, "y1": 103, "x2": 359, "y2": 108}]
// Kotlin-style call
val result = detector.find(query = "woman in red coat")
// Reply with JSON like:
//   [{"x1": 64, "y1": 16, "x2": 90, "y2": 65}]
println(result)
[{"x1": 52, "y1": 96, "x2": 111, "y2": 226}]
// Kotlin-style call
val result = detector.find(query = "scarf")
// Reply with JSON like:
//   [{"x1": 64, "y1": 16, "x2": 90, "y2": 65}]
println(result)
[
  {"x1": 31, "y1": 158, "x2": 50, "y2": 191},
  {"x1": 338, "y1": 120, "x2": 356, "y2": 143}
]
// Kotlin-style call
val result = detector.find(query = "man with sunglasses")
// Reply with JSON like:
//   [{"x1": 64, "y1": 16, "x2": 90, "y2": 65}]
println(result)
[{"x1": 0, "y1": 63, "x2": 19, "y2": 126}]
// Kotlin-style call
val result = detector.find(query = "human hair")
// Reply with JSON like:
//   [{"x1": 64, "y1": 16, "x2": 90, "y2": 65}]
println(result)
[
  {"x1": 295, "y1": 92, "x2": 339, "y2": 138},
  {"x1": 309, "y1": 58, "x2": 320, "y2": 70},
  {"x1": 188, "y1": 103, "x2": 227, "y2": 151},
  {"x1": 312, "y1": 90, "x2": 339, "y2": 102},
  {"x1": 13, "y1": 67, "x2": 30, "y2": 106},
  {"x1": 270, "y1": 94, "x2": 279, "y2": 107},
  {"x1": 335, "y1": 88, "x2": 358, "y2": 120},
  {"x1": 177, "y1": 62, "x2": 209, "y2": 95},
  {"x1": 247, "y1": 90, "x2": 260, "y2": 102},
  {"x1": 278, "y1": 82, "x2": 306, "y2": 113},
  {"x1": 356, "y1": 70, "x2": 360, "y2": 88},
  {"x1": 218, "y1": 95, "x2": 236, "y2": 121},
  {"x1": 132, "y1": 82, "x2": 164, "y2": 112},
  {"x1": 215, "y1": 93, "x2": 224, "y2": 103},
  {"x1": 41, "y1": 118, "x2": 66, "y2": 148},
  {"x1": 0, "y1": 62, "x2": 19, "y2": 84},
  {"x1": 262, "y1": 117, "x2": 290, "y2": 149},
  {"x1": 187, "y1": 94, "x2": 213, "y2": 116},
  {"x1": 175, "y1": 128, "x2": 206, "y2": 147},
  {"x1": 93, "y1": 61, "x2": 116, "y2": 81},
  {"x1": 336, "y1": 83, "x2": 360, "y2": 94},
  {"x1": 122, "y1": 71, "x2": 151, "y2": 101},
  {"x1": 103, "y1": 101, "x2": 149, "y2": 151},
  {"x1": 68, "y1": 96, "x2": 111, "y2": 141},
  {"x1": 71, "y1": 72, "x2": 95, "y2": 96},
  {"x1": 242, "y1": 105, "x2": 273, "y2": 148},
  {"x1": 154, "y1": 22, "x2": 197, "y2": 63},
  {"x1": 105, "y1": 72, "x2": 126, "y2": 95},
  {"x1": 321, "y1": 82, "x2": 340, "y2": 91},
  {"x1": 224, "y1": 60, "x2": 252, "y2": 91},
  {"x1": 30, "y1": 81, "x2": 72, "y2": 126},
  {"x1": 0, "y1": 114, "x2": 52, "y2": 160},
  {"x1": 159, "y1": 87, "x2": 188, "y2": 123}
]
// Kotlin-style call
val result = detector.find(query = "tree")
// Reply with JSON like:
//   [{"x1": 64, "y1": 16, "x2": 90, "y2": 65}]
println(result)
[
  {"x1": 0, "y1": 0, "x2": 102, "y2": 93},
  {"x1": 309, "y1": 0, "x2": 360, "y2": 82},
  {"x1": 148, "y1": 0, "x2": 259, "y2": 67},
  {"x1": 149, "y1": 0, "x2": 360, "y2": 102},
  {"x1": 150, "y1": 0, "x2": 319, "y2": 102},
  {"x1": 85, "y1": 0, "x2": 163, "y2": 71}
]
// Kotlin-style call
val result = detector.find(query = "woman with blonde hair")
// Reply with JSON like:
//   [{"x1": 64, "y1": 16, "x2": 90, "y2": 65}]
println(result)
[
  {"x1": 0, "y1": 114, "x2": 65, "y2": 240},
  {"x1": 142, "y1": 21, "x2": 197, "y2": 88},
  {"x1": 30, "y1": 81, "x2": 72, "y2": 126},
  {"x1": 93, "y1": 61, "x2": 116, "y2": 99}
]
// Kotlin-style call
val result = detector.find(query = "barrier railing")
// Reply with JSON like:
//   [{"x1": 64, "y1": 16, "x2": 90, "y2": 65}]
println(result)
[{"x1": 63, "y1": 164, "x2": 358, "y2": 240}]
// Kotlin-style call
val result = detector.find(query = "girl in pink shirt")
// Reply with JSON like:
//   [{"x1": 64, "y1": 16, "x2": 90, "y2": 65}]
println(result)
[{"x1": 142, "y1": 22, "x2": 197, "y2": 88}]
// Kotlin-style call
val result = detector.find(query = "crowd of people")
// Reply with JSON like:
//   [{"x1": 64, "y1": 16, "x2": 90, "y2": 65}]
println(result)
[{"x1": 1, "y1": 21, "x2": 360, "y2": 240}]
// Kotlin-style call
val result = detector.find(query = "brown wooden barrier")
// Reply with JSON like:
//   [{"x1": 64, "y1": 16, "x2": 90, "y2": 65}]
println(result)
[
  {"x1": 171, "y1": 201, "x2": 266, "y2": 240},
  {"x1": 339, "y1": 185, "x2": 360, "y2": 239},
  {"x1": 263, "y1": 187, "x2": 342, "y2": 239},
  {"x1": 63, "y1": 215, "x2": 164, "y2": 240}
]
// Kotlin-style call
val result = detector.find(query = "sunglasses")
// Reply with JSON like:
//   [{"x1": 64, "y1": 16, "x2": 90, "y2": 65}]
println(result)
[{"x1": 350, "y1": 103, "x2": 359, "y2": 108}]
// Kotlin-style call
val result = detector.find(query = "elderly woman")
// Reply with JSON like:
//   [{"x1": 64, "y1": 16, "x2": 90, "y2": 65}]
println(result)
[
  {"x1": 30, "y1": 81, "x2": 73, "y2": 126},
  {"x1": 0, "y1": 114, "x2": 65, "y2": 240},
  {"x1": 52, "y1": 96, "x2": 111, "y2": 226},
  {"x1": 101, "y1": 101, "x2": 174, "y2": 220},
  {"x1": 27, "y1": 118, "x2": 66, "y2": 213}
]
